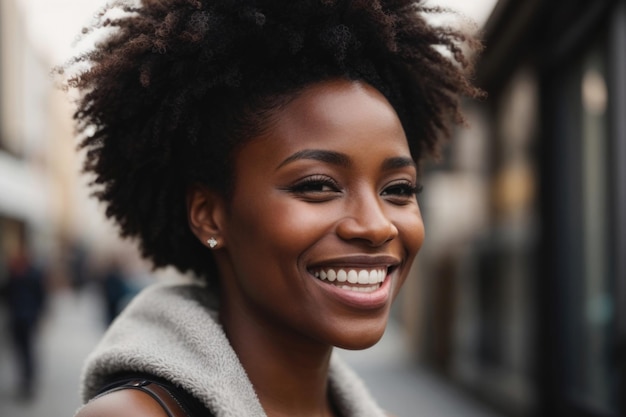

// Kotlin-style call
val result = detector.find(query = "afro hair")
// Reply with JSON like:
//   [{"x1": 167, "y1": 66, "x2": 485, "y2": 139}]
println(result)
[{"x1": 62, "y1": 0, "x2": 483, "y2": 285}]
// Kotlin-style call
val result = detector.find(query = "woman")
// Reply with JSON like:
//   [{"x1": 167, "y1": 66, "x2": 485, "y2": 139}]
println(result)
[{"x1": 63, "y1": 0, "x2": 482, "y2": 416}]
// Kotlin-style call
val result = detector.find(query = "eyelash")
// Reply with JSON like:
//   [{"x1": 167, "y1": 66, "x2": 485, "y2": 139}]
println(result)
[
  {"x1": 287, "y1": 175, "x2": 340, "y2": 194},
  {"x1": 286, "y1": 176, "x2": 422, "y2": 200},
  {"x1": 381, "y1": 182, "x2": 422, "y2": 198}
]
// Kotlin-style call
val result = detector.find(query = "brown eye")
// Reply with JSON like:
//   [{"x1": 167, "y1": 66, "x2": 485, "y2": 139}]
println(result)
[
  {"x1": 292, "y1": 180, "x2": 336, "y2": 193},
  {"x1": 381, "y1": 182, "x2": 421, "y2": 203},
  {"x1": 286, "y1": 175, "x2": 342, "y2": 201}
]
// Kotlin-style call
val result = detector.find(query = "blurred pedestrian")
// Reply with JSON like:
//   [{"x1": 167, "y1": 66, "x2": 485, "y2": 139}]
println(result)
[
  {"x1": 2, "y1": 241, "x2": 47, "y2": 400},
  {"x1": 67, "y1": 241, "x2": 89, "y2": 293},
  {"x1": 100, "y1": 258, "x2": 132, "y2": 325}
]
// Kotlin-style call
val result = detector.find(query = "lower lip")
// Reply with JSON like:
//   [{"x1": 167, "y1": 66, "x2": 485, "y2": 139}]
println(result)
[{"x1": 311, "y1": 272, "x2": 393, "y2": 310}]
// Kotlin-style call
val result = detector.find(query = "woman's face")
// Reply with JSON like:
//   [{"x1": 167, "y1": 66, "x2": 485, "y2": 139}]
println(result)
[{"x1": 215, "y1": 79, "x2": 424, "y2": 350}]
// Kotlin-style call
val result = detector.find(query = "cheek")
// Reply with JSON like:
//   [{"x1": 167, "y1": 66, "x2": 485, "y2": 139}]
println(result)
[
  {"x1": 398, "y1": 206, "x2": 426, "y2": 262},
  {"x1": 390, "y1": 207, "x2": 424, "y2": 299},
  {"x1": 410, "y1": 213, "x2": 426, "y2": 254},
  {"x1": 229, "y1": 194, "x2": 331, "y2": 259}
]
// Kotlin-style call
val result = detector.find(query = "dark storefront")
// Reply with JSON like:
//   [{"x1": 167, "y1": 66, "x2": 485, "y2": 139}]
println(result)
[
  {"x1": 535, "y1": 1, "x2": 626, "y2": 415},
  {"x1": 413, "y1": 1, "x2": 626, "y2": 416}
]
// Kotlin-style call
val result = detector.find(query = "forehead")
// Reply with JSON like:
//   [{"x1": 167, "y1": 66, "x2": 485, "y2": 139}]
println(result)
[{"x1": 245, "y1": 79, "x2": 410, "y2": 163}]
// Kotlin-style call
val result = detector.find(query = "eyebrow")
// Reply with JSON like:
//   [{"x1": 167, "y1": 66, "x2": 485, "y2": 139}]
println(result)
[
  {"x1": 276, "y1": 149, "x2": 417, "y2": 172},
  {"x1": 277, "y1": 149, "x2": 350, "y2": 170},
  {"x1": 381, "y1": 156, "x2": 417, "y2": 171}
]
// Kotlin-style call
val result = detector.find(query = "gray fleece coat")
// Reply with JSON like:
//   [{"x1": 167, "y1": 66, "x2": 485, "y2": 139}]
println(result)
[{"x1": 79, "y1": 282, "x2": 388, "y2": 417}]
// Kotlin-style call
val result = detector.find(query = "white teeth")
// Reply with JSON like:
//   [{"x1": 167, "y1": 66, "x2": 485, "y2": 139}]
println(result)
[
  {"x1": 340, "y1": 284, "x2": 379, "y2": 293},
  {"x1": 312, "y1": 268, "x2": 387, "y2": 288},
  {"x1": 336, "y1": 270, "x2": 347, "y2": 282},
  {"x1": 327, "y1": 270, "x2": 337, "y2": 282}
]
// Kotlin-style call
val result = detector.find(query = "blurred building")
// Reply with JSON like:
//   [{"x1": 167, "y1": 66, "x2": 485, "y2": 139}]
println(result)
[
  {"x1": 0, "y1": 0, "x2": 132, "y2": 288},
  {"x1": 405, "y1": 1, "x2": 626, "y2": 416},
  {"x1": 0, "y1": 0, "x2": 64, "y2": 281}
]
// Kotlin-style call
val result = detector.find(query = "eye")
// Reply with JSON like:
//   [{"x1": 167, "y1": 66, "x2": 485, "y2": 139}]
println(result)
[
  {"x1": 381, "y1": 181, "x2": 421, "y2": 204},
  {"x1": 286, "y1": 175, "x2": 342, "y2": 201}
]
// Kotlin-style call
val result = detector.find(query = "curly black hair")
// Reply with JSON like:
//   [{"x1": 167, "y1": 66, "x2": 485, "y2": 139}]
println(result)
[{"x1": 61, "y1": 0, "x2": 483, "y2": 285}]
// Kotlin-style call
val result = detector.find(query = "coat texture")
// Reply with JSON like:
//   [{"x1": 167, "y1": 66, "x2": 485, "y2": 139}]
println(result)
[{"x1": 79, "y1": 282, "x2": 388, "y2": 417}]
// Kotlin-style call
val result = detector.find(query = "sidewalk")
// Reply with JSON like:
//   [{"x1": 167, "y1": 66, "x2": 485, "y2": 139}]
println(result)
[
  {"x1": 0, "y1": 288, "x2": 104, "y2": 417},
  {"x1": 337, "y1": 322, "x2": 502, "y2": 417},
  {"x1": 0, "y1": 287, "x2": 502, "y2": 417}
]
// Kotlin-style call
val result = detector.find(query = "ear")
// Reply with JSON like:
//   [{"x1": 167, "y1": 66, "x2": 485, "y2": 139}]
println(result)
[{"x1": 187, "y1": 184, "x2": 227, "y2": 249}]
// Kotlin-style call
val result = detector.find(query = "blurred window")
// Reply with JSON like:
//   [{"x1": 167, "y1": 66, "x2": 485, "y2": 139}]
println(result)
[
  {"x1": 558, "y1": 36, "x2": 618, "y2": 415},
  {"x1": 0, "y1": 0, "x2": 28, "y2": 157}
]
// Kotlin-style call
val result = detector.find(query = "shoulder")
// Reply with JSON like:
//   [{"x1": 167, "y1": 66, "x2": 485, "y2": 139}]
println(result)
[{"x1": 75, "y1": 388, "x2": 171, "y2": 417}]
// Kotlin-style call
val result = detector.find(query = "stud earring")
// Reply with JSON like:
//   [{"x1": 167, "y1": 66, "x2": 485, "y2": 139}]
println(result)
[{"x1": 207, "y1": 237, "x2": 218, "y2": 249}]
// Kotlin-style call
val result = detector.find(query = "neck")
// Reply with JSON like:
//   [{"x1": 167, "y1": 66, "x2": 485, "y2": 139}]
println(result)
[{"x1": 220, "y1": 301, "x2": 337, "y2": 417}]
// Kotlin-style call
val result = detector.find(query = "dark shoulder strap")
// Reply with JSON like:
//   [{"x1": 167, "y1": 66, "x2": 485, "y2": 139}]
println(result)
[{"x1": 95, "y1": 374, "x2": 212, "y2": 417}]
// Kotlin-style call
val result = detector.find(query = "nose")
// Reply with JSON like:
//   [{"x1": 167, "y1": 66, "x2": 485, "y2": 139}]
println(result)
[{"x1": 335, "y1": 192, "x2": 398, "y2": 247}]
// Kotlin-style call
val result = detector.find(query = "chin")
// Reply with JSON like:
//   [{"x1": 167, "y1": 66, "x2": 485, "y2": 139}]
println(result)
[
  {"x1": 334, "y1": 337, "x2": 384, "y2": 351},
  {"x1": 330, "y1": 323, "x2": 387, "y2": 351}
]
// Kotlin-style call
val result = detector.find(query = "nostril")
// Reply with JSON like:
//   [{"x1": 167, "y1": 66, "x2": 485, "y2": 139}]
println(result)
[{"x1": 335, "y1": 215, "x2": 397, "y2": 247}]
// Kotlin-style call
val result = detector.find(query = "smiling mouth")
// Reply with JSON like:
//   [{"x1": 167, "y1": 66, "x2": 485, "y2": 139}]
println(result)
[{"x1": 310, "y1": 267, "x2": 389, "y2": 293}]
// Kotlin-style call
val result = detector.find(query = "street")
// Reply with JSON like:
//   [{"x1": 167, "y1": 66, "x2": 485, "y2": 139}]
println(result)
[
  {"x1": 0, "y1": 287, "x2": 103, "y2": 416},
  {"x1": 0, "y1": 286, "x2": 502, "y2": 417}
]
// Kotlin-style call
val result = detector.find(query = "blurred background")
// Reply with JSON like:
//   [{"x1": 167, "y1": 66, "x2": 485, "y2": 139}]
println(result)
[{"x1": 0, "y1": 0, "x2": 624, "y2": 416}]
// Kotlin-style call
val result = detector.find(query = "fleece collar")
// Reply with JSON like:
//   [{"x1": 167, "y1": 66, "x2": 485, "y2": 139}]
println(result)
[{"x1": 81, "y1": 282, "x2": 387, "y2": 417}]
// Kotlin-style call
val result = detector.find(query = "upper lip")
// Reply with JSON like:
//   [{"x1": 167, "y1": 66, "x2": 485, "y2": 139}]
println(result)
[{"x1": 307, "y1": 255, "x2": 401, "y2": 270}]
